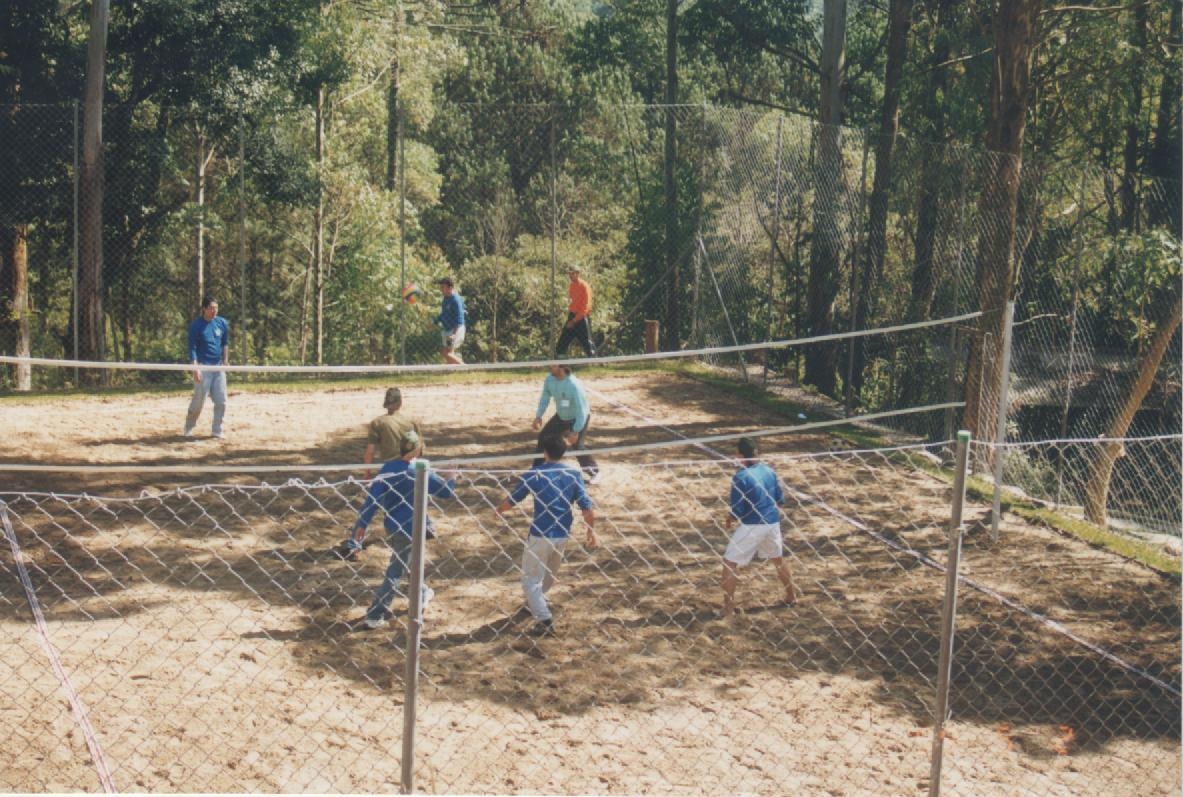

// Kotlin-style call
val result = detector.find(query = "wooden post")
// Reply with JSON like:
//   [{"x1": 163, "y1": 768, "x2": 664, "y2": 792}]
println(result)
[{"x1": 644, "y1": 320, "x2": 659, "y2": 354}]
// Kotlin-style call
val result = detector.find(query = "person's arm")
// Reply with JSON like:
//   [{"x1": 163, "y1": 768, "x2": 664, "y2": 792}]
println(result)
[
  {"x1": 362, "y1": 442, "x2": 377, "y2": 479},
  {"x1": 533, "y1": 379, "x2": 552, "y2": 429},
  {"x1": 427, "y1": 470, "x2": 456, "y2": 500},
  {"x1": 349, "y1": 474, "x2": 389, "y2": 545},
  {"x1": 727, "y1": 479, "x2": 743, "y2": 527},
  {"x1": 220, "y1": 319, "x2": 230, "y2": 365},
  {"x1": 581, "y1": 508, "x2": 596, "y2": 547},
  {"x1": 496, "y1": 478, "x2": 531, "y2": 515},
  {"x1": 187, "y1": 322, "x2": 202, "y2": 383}
]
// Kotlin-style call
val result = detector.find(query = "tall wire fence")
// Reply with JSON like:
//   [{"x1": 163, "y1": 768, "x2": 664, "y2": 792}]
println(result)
[{"x1": 1, "y1": 434, "x2": 1179, "y2": 795}]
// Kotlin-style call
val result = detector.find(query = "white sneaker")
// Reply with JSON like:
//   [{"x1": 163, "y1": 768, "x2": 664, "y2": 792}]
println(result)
[
  {"x1": 363, "y1": 615, "x2": 389, "y2": 630},
  {"x1": 212, "y1": 432, "x2": 226, "y2": 440},
  {"x1": 420, "y1": 586, "x2": 435, "y2": 608},
  {"x1": 183, "y1": 427, "x2": 195, "y2": 438}
]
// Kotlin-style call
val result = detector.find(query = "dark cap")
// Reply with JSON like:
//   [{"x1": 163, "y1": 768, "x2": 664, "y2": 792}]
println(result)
[
  {"x1": 737, "y1": 437, "x2": 758, "y2": 460},
  {"x1": 567, "y1": 264, "x2": 581, "y2": 273},
  {"x1": 438, "y1": 276, "x2": 454, "y2": 287},
  {"x1": 383, "y1": 387, "x2": 402, "y2": 408},
  {"x1": 399, "y1": 430, "x2": 422, "y2": 456}
]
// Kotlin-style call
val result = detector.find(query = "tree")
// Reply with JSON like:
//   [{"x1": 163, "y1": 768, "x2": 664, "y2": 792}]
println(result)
[
  {"x1": 962, "y1": 0, "x2": 1042, "y2": 443},
  {"x1": 1083, "y1": 286, "x2": 1181, "y2": 524},
  {"x1": 803, "y1": 0, "x2": 848, "y2": 396},
  {"x1": 78, "y1": 0, "x2": 110, "y2": 382}
]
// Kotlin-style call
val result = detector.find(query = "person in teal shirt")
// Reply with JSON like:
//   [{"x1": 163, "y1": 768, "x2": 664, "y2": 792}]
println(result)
[{"x1": 531, "y1": 364, "x2": 598, "y2": 483}]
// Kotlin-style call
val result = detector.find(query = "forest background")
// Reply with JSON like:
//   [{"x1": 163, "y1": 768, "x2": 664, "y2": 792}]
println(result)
[{"x1": 0, "y1": 0, "x2": 1179, "y2": 529}]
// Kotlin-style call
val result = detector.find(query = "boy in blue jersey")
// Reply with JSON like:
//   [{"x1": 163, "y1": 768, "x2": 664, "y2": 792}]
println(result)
[
  {"x1": 435, "y1": 277, "x2": 466, "y2": 365},
  {"x1": 532, "y1": 364, "x2": 599, "y2": 483},
  {"x1": 345, "y1": 431, "x2": 457, "y2": 629},
  {"x1": 721, "y1": 437, "x2": 796, "y2": 618},
  {"x1": 496, "y1": 435, "x2": 596, "y2": 637},
  {"x1": 184, "y1": 296, "x2": 230, "y2": 439}
]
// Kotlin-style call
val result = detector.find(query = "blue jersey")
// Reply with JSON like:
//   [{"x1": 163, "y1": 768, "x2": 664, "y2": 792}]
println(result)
[
  {"x1": 188, "y1": 316, "x2": 229, "y2": 365},
  {"x1": 436, "y1": 293, "x2": 466, "y2": 332},
  {"x1": 729, "y1": 462, "x2": 783, "y2": 525},
  {"x1": 535, "y1": 373, "x2": 590, "y2": 432},
  {"x1": 357, "y1": 459, "x2": 456, "y2": 536},
  {"x1": 506, "y1": 462, "x2": 593, "y2": 539}
]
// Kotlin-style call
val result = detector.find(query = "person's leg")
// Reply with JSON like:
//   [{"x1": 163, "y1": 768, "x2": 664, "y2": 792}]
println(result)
[
  {"x1": 573, "y1": 417, "x2": 598, "y2": 480},
  {"x1": 540, "y1": 538, "x2": 566, "y2": 595},
  {"x1": 555, "y1": 316, "x2": 576, "y2": 356},
  {"x1": 365, "y1": 534, "x2": 411, "y2": 622},
  {"x1": 772, "y1": 557, "x2": 797, "y2": 603},
  {"x1": 209, "y1": 371, "x2": 228, "y2": 437},
  {"x1": 184, "y1": 376, "x2": 212, "y2": 435},
  {"x1": 576, "y1": 317, "x2": 595, "y2": 357},
  {"x1": 721, "y1": 559, "x2": 740, "y2": 617},
  {"x1": 521, "y1": 536, "x2": 555, "y2": 622}
]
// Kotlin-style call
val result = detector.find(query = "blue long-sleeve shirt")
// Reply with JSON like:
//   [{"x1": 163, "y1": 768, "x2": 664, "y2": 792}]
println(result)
[
  {"x1": 729, "y1": 462, "x2": 783, "y2": 525},
  {"x1": 356, "y1": 459, "x2": 456, "y2": 536},
  {"x1": 505, "y1": 461, "x2": 593, "y2": 539},
  {"x1": 188, "y1": 316, "x2": 229, "y2": 365},
  {"x1": 436, "y1": 293, "x2": 466, "y2": 332},
  {"x1": 535, "y1": 373, "x2": 590, "y2": 432}
]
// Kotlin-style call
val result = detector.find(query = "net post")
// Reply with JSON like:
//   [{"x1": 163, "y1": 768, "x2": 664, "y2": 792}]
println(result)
[
  {"x1": 928, "y1": 430, "x2": 971, "y2": 797},
  {"x1": 401, "y1": 458, "x2": 429, "y2": 794},
  {"x1": 990, "y1": 300, "x2": 1016, "y2": 541}
]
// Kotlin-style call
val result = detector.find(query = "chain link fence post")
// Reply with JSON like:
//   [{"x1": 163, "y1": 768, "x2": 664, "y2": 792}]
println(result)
[
  {"x1": 928, "y1": 429, "x2": 971, "y2": 797},
  {"x1": 400, "y1": 458, "x2": 429, "y2": 794},
  {"x1": 990, "y1": 301, "x2": 1016, "y2": 541}
]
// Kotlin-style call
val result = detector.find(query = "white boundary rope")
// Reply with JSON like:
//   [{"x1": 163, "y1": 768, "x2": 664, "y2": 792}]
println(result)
[
  {"x1": 0, "y1": 311, "x2": 982, "y2": 374},
  {"x1": 0, "y1": 503, "x2": 118, "y2": 792},
  {"x1": 0, "y1": 402, "x2": 962, "y2": 473}
]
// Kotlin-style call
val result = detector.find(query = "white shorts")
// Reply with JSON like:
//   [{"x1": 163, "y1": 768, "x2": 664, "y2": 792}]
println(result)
[
  {"x1": 724, "y1": 522, "x2": 783, "y2": 566},
  {"x1": 442, "y1": 326, "x2": 465, "y2": 350}
]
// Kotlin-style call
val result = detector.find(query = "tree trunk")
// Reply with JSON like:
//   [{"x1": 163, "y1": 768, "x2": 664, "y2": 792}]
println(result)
[
  {"x1": 0, "y1": 225, "x2": 31, "y2": 390},
  {"x1": 1119, "y1": 0, "x2": 1147, "y2": 232},
  {"x1": 1083, "y1": 290, "x2": 1182, "y2": 525},
  {"x1": 314, "y1": 85, "x2": 326, "y2": 366},
  {"x1": 852, "y1": 0, "x2": 913, "y2": 398},
  {"x1": 804, "y1": 0, "x2": 847, "y2": 396},
  {"x1": 1146, "y1": 0, "x2": 1181, "y2": 233},
  {"x1": 963, "y1": 0, "x2": 1041, "y2": 443},
  {"x1": 663, "y1": 0, "x2": 680, "y2": 351},
  {"x1": 79, "y1": 0, "x2": 110, "y2": 383},
  {"x1": 386, "y1": 57, "x2": 400, "y2": 193},
  {"x1": 194, "y1": 125, "x2": 213, "y2": 305}
]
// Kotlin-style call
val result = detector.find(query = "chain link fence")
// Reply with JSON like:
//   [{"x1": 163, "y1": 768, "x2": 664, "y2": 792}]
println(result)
[{"x1": 2, "y1": 435, "x2": 1178, "y2": 795}]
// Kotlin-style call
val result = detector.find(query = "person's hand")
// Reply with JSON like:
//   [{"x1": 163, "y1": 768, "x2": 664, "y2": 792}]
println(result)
[
  {"x1": 532, "y1": 417, "x2": 542, "y2": 432},
  {"x1": 565, "y1": 432, "x2": 578, "y2": 446},
  {"x1": 585, "y1": 528, "x2": 598, "y2": 549},
  {"x1": 445, "y1": 335, "x2": 454, "y2": 347},
  {"x1": 564, "y1": 320, "x2": 575, "y2": 329},
  {"x1": 192, "y1": 370, "x2": 202, "y2": 383}
]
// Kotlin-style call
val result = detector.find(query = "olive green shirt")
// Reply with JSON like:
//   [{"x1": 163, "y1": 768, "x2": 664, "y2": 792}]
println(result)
[{"x1": 368, "y1": 412, "x2": 423, "y2": 462}]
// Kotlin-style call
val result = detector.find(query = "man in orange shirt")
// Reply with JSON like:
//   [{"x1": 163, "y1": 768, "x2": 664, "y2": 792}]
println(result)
[{"x1": 556, "y1": 266, "x2": 596, "y2": 357}]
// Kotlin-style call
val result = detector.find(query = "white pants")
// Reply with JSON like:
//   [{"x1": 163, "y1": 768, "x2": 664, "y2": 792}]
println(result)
[{"x1": 521, "y1": 535, "x2": 567, "y2": 621}]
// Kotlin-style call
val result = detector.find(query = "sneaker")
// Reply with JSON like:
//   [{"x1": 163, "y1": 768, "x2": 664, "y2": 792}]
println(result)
[
  {"x1": 528, "y1": 619, "x2": 555, "y2": 637},
  {"x1": 585, "y1": 470, "x2": 600, "y2": 485},
  {"x1": 212, "y1": 432, "x2": 226, "y2": 440},
  {"x1": 183, "y1": 427, "x2": 195, "y2": 438},
  {"x1": 420, "y1": 586, "x2": 435, "y2": 608},
  {"x1": 362, "y1": 615, "x2": 389, "y2": 630}
]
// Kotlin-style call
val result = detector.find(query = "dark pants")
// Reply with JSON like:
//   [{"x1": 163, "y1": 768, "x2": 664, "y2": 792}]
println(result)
[
  {"x1": 535, "y1": 414, "x2": 598, "y2": 479},
  {"x1": 556, "y1": 313, "x2": 595, "y2": 357}
]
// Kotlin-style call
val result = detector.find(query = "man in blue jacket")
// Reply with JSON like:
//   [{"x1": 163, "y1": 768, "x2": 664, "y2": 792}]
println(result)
[
  {"x1": 721, "y1": 437, "x2": 797, "y2": 617},
  {"x1": 184, "y1": 296, "x2": 230, "y2": 439},
  {"x1": 345, "y1": 431, "x2": 457, "y2": 629},
  {"x1": 497, "y1": 435, "x2": 596, "y2": 637},
  {"x1": 435, "y1": 277, "x2": 466, "y2": 365}
]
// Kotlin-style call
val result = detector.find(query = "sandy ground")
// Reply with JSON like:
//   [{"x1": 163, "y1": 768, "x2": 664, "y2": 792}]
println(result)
[{"x1": 1, "y1": 373, "x2": 1179, "y2": 795}]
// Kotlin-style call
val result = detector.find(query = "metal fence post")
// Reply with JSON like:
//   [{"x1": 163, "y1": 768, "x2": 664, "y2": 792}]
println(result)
[
  {"x1": 991, "y1": 301, "x2": 1016, "y2": 541},
  {"x1": 401, "y1": 458, "x2": 429, "y2": 794},
  {"x1": 398, "y1": 102, "x2": 407, "y2": 365},
  {"x1": 928, "y1": 429, "x2": 971, "y2": 797},
  {"x1": 764, "y1": 115, "x2": 784, "y2": 387},
  {"x1": 72, "y1": 99, "x2": 80, "y2": 384}
]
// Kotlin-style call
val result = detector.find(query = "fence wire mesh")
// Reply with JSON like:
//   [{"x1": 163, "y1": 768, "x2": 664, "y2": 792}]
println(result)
[{"x1": 2, "y1": 439, "x2": 1178, "y2": 795}]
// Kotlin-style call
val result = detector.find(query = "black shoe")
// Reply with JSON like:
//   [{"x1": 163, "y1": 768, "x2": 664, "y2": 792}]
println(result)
[
  {"x1": 333, "y1": 544, "x2": 359, "y2": 561},
  {"x1": 528, "y1": 619, "x2": 555, "y2": 637}
]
